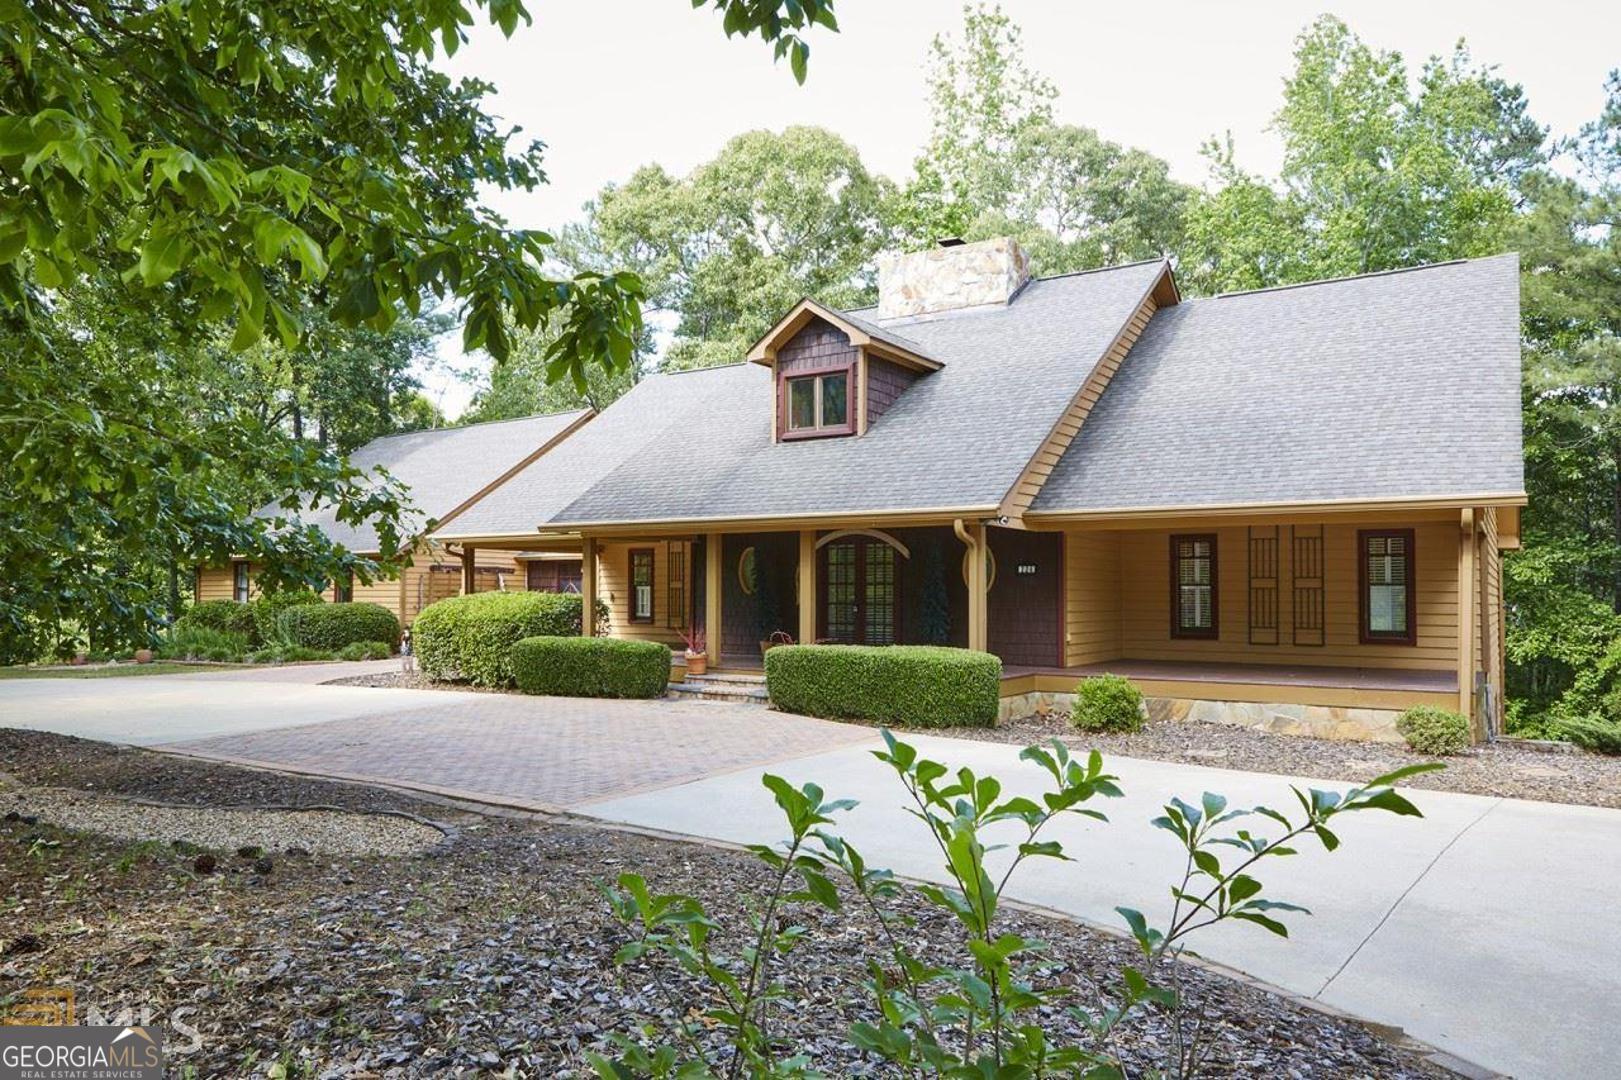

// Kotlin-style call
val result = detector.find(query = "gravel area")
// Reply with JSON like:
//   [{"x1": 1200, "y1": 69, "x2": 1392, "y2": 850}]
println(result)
[
  {"x1": 326, "y1": 669, "x2": 515, "y2": 694},
  {"x1": 0, "y1": 729, "x2": 1448, "y2": 1078},
  {"x1": 1, "y1": 787, "x2": 443, "y2": 857},
  {"x1": 925, "y1": 714, "x2": 1621, "y2": 809}
]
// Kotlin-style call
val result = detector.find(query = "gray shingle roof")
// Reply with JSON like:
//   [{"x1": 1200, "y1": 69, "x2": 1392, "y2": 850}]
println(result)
[
  {"x1": 1030, "y1": 255, "x2": 1525, "y2": 514},
  {"x1": 523, "y1": 259, "x2": 1168, "y2": 527},
  {"x1": 275, "y1": 411, "x2": 587, "y2": 551}
]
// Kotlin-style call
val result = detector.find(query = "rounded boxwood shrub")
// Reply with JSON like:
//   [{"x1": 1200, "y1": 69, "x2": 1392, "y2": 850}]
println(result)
[
  {"x1": 413, "y1": 591, "x2": 608, "y2": 687},
  {"x1": 176, "y1": 599, "x2": 258, "y2": 642},
  {"x1": 1396, "y1": 706, "x2": 1472, "y2": 755},
  {"x1": 277, "y1": 602, "x2": 400, "y2": 652},
  {"x1": 764, "y1": 644, "x2": 1001, "y2": 728},
  {"x1": 1071, "y1": 674, "x2": 1145, "y2": 733},
  {"x1": 510, "y1": 636, "x2": 670, "y2": 698}
]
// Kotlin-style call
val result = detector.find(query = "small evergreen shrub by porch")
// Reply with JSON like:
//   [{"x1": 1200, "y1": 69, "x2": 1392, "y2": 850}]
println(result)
[
  {"x1": 1556, "y1": 714, "x2": 1621, "y2": 755},
  {"x1": 510, "y1": 636, "x2": 669, "y2": 698},
  {"x1": 1395, "y1": 706, "x2": 1472, "y2": 755},
  {"x1": 1071, "y1": 674, "x2": 1145, "y2": 733},
  {"x1": 278, "y1": 601, "x2": 400, "y2": 652},
  {"x1": 176, "y1": 599, "x2": 258, "y2": 642},
  {"x1": 413, "y1": 591, "x2": 609, "y2": 687},
  {"x1": 764, "y1": 644, "x2": 1000, "y2": 728}
]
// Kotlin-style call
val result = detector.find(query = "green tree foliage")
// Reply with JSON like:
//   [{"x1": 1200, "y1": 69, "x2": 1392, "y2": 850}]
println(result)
[
  {"x1": 563, "y1": 126, "x2": 894, "y2": 371},
  {"x1": 0, "y1": 0, "x2": 840, "y2": 660},
  {"x1": 1181, "y1": 16, "x2": 1543, "y2": 293},
  {"x1": 896, "y1": 4, "x2": 1192, "y2": 272},
  {"x1": 462, "y1": 320, "x2": 647, "y2": 421}
]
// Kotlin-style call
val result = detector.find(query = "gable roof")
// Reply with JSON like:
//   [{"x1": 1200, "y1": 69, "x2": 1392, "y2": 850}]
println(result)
[
  {"x1": 279, "y1": 410, "x2": 590, "y2": 551},
  {"x1": 1029, "y1": 254, "x2": 1525, "y2": 517},
  {"x1": 747, "y1": 297, "x2": 943, "y2": 372},
  {"x1": 450, "y1": 258, "x2": 1171, "y2": 533}
]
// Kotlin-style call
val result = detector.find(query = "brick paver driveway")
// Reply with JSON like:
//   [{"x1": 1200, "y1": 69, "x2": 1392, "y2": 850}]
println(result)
[{"x1": 159, "y1": 694, "x2": 877, "y2": 810}]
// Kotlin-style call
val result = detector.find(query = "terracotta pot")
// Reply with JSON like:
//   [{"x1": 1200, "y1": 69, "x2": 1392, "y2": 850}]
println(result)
[
  {"x1": 684, "y1": 650, "x2": 708, "y2": 677},
  {"x1": 134, "y1": 649, "x2": 154, "y2": 664},
  {"x1": 71, "y1": 652, "x2": 89, "y2": 666}
]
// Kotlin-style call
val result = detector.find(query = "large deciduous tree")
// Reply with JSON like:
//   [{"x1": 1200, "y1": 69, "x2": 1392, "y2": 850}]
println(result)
[
  {"x1": 0, "y1": 0, "x2": 840, "y2": 659},
  {"x1": 563, "y1": 126, "x2": 894, "y2": 372}
]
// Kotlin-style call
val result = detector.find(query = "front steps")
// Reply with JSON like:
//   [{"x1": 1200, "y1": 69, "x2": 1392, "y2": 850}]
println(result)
[{"x1": 670, "y1": 671, "x2": 769, "y2": 704}]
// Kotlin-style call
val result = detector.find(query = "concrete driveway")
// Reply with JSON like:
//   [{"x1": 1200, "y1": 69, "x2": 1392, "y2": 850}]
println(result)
[
  {"x1": 2, "y1": 670, "x2": 1614, "y2": 1078},
  {"x1": 587, "y1": 734, "x2": 1621, "y2": 1080}
]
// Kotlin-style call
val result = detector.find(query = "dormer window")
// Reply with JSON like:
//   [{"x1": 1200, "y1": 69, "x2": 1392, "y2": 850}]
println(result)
[{"x1": 785, "y1": 369, "x2": 852, "y2": 438}]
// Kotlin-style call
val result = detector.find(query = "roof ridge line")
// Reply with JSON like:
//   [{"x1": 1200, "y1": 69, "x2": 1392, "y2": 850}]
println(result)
[{"x1": 1209, "y1": 257, "x2": 1491, "y2": 301}]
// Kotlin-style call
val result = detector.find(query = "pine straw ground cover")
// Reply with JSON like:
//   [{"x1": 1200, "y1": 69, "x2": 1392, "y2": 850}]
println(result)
[
  {"x1": 931, "y1": 714, "x2": 1621, "y2": 810},
  {"x1": 0, "y1": 730, "x2": 1447, "y2": 1078}
]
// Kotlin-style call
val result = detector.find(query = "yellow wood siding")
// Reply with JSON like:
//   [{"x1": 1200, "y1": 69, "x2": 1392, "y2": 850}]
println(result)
[
  {"x1": 596, "y1": 540, "x2": 689, "y2": 648},
  {"x1": 1064, "y1": 532, "x2": 1120, "y2": 665},
  {"x1": 1062, "y1": 520, "x2": 1459, "y2": 672},
  {"x1": 195, "y1": 562, "x2": 257, "y2": 603}
]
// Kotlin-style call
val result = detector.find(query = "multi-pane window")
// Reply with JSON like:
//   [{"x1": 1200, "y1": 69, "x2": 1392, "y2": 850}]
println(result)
[
  {"x1": 784, "y1": 370, "x2": 851, "y2": 436},
  {"x1": 629, "y1": 548, "x2": 655, "y2": 623},
  {"x1": 1170, "y1": 535, "x2": 1217, "y2": 638},
  {"x1": 233, "y1": 561, "x2": 250, "y2": 603},
  {"x1": 1360, "y1": 530, "x2": 1416, "y2": 645}
]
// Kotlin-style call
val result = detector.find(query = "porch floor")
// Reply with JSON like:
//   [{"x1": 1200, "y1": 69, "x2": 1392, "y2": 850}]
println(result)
[{"x1": 1001, "y1": 659, "x2": 1457, "y2": 695}]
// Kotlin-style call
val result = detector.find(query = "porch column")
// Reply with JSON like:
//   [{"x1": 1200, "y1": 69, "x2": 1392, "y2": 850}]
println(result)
[
  {"x1": 956, "y1": 519, "x2": 989, "y2": 653},
  {"x1": 1457, "y1": 508, "x2": 1477, "y2": 731},
  {"x1": 705, "y1": 532, "x2": 723, "y2": 661},
  {"x1": 460, "y1": 546, "x2": 476, "y2": 595},
  {"x1": 797, "y1": 530, "x2": 816, "y2": 644},
  {"x1": 580, "y1": 536, "x2": 598, "y2": 637}
]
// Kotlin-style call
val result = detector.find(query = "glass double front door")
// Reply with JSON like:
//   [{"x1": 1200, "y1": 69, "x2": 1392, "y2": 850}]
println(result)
[{"x1": 819, "y1": 539, "x2": 898, "y2": 645}]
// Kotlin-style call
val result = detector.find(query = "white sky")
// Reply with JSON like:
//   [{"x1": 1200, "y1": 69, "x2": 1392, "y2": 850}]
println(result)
[{"x1": 420, "y1": 0, "x2": 1621, "y2": 417}]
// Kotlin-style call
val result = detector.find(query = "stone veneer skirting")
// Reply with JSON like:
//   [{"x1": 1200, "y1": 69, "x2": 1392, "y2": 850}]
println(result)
[{"x1": 998, "y1": 691, "x2": 1404, "y2": 744}]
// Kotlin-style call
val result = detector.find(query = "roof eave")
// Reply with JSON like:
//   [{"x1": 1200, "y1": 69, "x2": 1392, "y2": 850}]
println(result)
[{"x1": 746, "y1": 297, "x2": 942, "y2": 372}]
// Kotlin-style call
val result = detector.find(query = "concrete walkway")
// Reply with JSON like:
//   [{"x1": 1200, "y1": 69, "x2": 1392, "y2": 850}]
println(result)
[
  {"x1": 1, "y1": 671, "x2": 1614, "y2": 1078},
  {"x1": 587, "y1": 734, "x2": 1621, "y2": 1080}
]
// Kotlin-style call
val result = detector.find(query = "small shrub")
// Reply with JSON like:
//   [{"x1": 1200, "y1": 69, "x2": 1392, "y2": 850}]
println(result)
[
  {"x1": 252, "y1": 589, "x2": 324, "y2": 645},
  {"x1": 413, "y1": 591, "x2": 608, "y2": 687},
  {"x1": 1396, "y1": 706, "x2": 1472, "y2": 755},
  {"x1": 247, "y1": 644, "x2": 339, "y2": 664},
  {"x1": 764, "y1": 644, "x2": 1000, "y2": 728},
  {"x1": 1556, "y1": 714, "x2": 1621, "y2": 755},
  {"x1": 1071, "y1": 674, "x2": 1145, "y2": 733},
  {"x1": 158, "y1": 624, "x2": 248, "y2": 662},
  {"x1": 175, "y1": 600, "x2": 257, "y2": 642},
  {"x1": 338, "y1": 640, "x2": 394, "y2": 661},
  {"x1": 277, "y1": 602, "x2": 400, "y2": 652},
  {"x1": 510, "y1": 636, "x2": 670, "y2": 698}
]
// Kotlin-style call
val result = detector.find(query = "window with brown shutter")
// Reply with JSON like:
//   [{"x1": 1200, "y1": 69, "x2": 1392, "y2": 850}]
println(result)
[
  {"x1": 1170, "y1": 534, "x2": 1218, "y2": 639},
  {"x1": 1359, "y1": 529, "x2": 1416, "y2": 645}
]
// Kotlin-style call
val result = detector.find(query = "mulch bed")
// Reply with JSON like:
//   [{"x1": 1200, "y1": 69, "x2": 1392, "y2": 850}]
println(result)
[
  {"x1": 0, "y1": 729, "x2": 1449, "y2": 1078},
  {"x1": 929, "y1": 714, "x2": 1621, "y2": 809}
]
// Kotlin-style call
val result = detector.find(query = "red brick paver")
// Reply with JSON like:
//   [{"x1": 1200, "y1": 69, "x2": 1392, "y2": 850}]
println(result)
[{"x1": 158, "y1": 695, "x2": 877, "y2": 810}]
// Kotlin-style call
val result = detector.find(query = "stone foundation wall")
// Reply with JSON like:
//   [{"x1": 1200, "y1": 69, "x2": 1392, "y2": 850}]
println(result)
[{"x1": 999, "y1": 691, "x2": 1404, "y2": 744}]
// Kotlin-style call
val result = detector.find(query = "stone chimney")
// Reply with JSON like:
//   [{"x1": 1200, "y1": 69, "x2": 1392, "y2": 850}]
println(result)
[{"x1": 876, "y1": 236, "x2": 1031, "y2": 320}]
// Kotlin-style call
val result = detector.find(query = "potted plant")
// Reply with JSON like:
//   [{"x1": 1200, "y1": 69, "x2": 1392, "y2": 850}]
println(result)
[
  {"x1": 133, "y1": 648, "x2": 154, "y2": 664},
  {"x1": 679, "y1": 626, "x2": 708, "y2": 677},
  {"x1": 759, "y1": 629, "x2": 795, "y2": 659}
]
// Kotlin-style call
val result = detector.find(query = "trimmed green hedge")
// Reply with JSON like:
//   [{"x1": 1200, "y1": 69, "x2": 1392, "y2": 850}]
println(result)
[
  {"x1": 277, "y1": 602, "x2": 400, "y2": 652},
  {"x1": 764, "y1": 644, "x2": 1001, "y2": 728},
  {"x1": 1071, "y1": 674, "x2": 1144, "y2": 733},
  {"x1": 412, "y1": 591, "x2": 609, "y2": 687},
  {"x1": 510, "y1": 636, "x2": 670, "y2": 698},
  {"x1": 253, "y1": 589, "x2": 324, "y2": 645},
  {"x1": 176, "y1": 599, "x2": 258, "y2": 642}
]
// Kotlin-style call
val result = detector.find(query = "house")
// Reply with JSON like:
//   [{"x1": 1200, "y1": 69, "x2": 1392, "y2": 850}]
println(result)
[
  {"x1": 434, "y1": 237, "x2": 1524, "y2": 742},
  {"x1": 195, "y1": 410, "x2": 593, "y2": 625}
]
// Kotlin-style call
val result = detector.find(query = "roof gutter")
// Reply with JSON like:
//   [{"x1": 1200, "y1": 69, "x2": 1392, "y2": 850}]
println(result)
[{"x1": 1024, "y1": 491, "x2": 1530, "y2": 525}]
